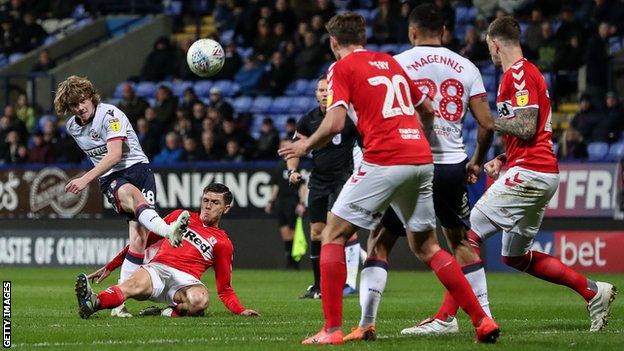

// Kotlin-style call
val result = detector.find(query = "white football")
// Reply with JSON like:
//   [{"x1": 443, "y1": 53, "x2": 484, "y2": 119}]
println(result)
[{"x1": 186, "y1": 39, "x2": 225, "y2": 78}]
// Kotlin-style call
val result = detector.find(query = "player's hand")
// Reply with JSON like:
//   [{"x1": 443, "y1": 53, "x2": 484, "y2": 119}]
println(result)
[
  {"x1": 484, "y1": 158, "x2": 503, "y2": 179},
  {"x1": 295, "y1": 203, "x2": 306, "y2": 217},
  {"x1": 289, "y1": 171, "x2": 303, "y2": 185},
  {"x1": 264, "y1": 202, "x2": 273, "y2": 214},
  {"x1": 465, "y1": 161, "x2": 482, "y2": 184},
  {"x1": 239, "y1": 309, "x2": 260, "y2": 317},
  {"x1": 87, "y1": 266, "x2": 111, "y2": 284},
  {"x1": 278, "y1": 136, "x2": 309, "y2": 160},
  {"x1": 65, "y1": 176, "x2": 89, "y2": 194}
]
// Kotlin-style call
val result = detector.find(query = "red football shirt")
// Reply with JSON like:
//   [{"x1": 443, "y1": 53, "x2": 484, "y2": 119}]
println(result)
[
  {"x1": 496, "y1": 58, "x2": 558, "y2": 173},
  {"x1": 150, "y1": 209, "x2": 245, "y2": 314},
  {"x1": 327, "y1": 49, "x2": 432, "y2": 166}
]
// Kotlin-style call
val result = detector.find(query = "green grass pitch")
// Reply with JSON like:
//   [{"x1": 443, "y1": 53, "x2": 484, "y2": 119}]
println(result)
[{"x1": 2, "y1": 267, "x2": 623, "y2": 350}]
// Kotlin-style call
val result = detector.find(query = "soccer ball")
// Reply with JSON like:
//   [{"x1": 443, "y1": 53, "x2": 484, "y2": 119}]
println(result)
[{"x1": 186, "y1": 39, "x2": 225, "y2": 78}]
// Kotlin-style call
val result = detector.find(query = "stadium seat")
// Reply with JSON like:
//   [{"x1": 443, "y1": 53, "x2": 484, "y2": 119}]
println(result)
[
  {"x1": 366, "y1": 43, "x2": 379, "y2": 52},
  {"x1": 463, "y1": 112, "x2": 477, "y2": 130},
  {"x1": 135, "y1": 82, "x2": 157, "y2": 98},
  {"x1": 306, "y1": 80, "x2": 318, "y2": 96},
  {"x1": 8, "y1": 52, "x2": 24, "y2": 63},
  {"x1": 251, "y1": 96, "x2": 273, "y2": 114},
  {"x1": 380, "y1": 44, "x2": 398, "y2": 54},
  {"x1": 285, "y1": 79, "x2": 310, "y2": 97},
  {"x1": 607, "y1": 142, "x2": 624, "y2": 161},
  {"x1": 587, "y1": 142, "x2": 609, "y2": 161},
  {"x1": 147, "y1": 98, "x2": 156, "y2": 107},
  {"x1": 289, "y1": 97, "x2": 312, "y2": 114},
  {"x1": 171, "y1": 81, "x2": 194, "y2": 97},
  {"x1": 399, "y1": 44, "x2": 412, "y2": 53},
  {"x1": 284, "y1": 81, "x2": 298, "y2": 96},
  {"x1": 269, "y1": 97, "x2": 292, "y2": 114},
  {"x1": 194, "y1": 80, "x2": 213, "y2": 97},
  {"x1": 355, "y1": 9, "x2": 371, "y2": 22},
  {"x1": 236, "y1": 47, "x2": 254, "y2": 59},
  {"x1": 213, "y1": 80, "x2": 237, "y2": 97},
  {"x1": 482, "y1": 74, "x2": 497, "y2": 92},
  {"x1": 112, "y1": 81, "x2": 134, "y2": 99},
  {"x1": 233, "y1": 96, "x2": 253, "y2": 114},
  {"x1": 542, "y1": 72, "x2": 552, "y2": 88}
]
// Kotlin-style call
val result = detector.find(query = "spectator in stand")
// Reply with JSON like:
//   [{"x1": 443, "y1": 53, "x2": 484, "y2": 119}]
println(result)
[
  {"x1": 208, "y1": 87, "x2": 234, "y2": 120},
  {"x1": 153, "y1": 131, "x2": 184, "y2": 165},
  {"x1": 558, "y1": 128, "x2": 588, "y2": 161},
  {"x1": 570, "y1": 94, "x2": 601, "y2": 142},
  {"x1": 173, "y1": 115, "x2": 194, "y2": 141},
  {"x1": 181, "y1": 136, "x2": 203, "y2": 162},
  {"x1": 585, "y1": 22, "x2": 611, "y2": 108},
  {"x1": 285, "y1": 117, "x2": 297, "y2": 139},
  {"x1": 556, "y1": 6, "x2": 584, "y2": 46},
  {"x1": 255, "y1": 117, "x2": 280, "y2": 160},
  {"x1": 190, "y1": 101, "x2": 206, "y2": 131},
  {"x1": 395, "y1": 2, "x2": 412, "y2": 44},
  {"x1": 234, "y1": 55, "x2": 265, "y2": 96},
  {"x1": 27, "y1": 132, "x2": 53, "y2": 163},
  {"x1": 294, "y1": 32, "x2": 325, "y2": 79},
  {"x1": 460, "y1": 26, "x2": 489, "y2": 61},
  {"x1": 207, "y1": 107, "x2": 224, "y2": 128},
  {"x1": 312, "y1": 0, "x2": 335, "y2": 22},
  {"x1": 140, "y1": 36, "x2": 177, "y2": 82},
  {"x1": 213, "y1": 0, "x2": 234, "y2": 31},
  {"x1": 272, "y1": 22, "x2": 289, "y2": 51},
  {"x1": 310, "y1": 15, "x2": 326, "y2": 41},
  {"x1": 54, "y1": 130, "x2": 84, "y2": 164},
  {"x1": 180, "y1": 87, "x2": 201, "y2": 116},
  {"x1": 213, "y1": 42, "x2": 242, "y2": 80},
  {"x1": 524, "y1": 8, "x2": 543, "y2": 57},
  {"x1": 223, "y1": 139, "x2": 244, "y2": 162},
  {"x1": 554, "y1": 35, "x2": 584, "y2": 98},
  {"x1": 14, "y1": 93, "x2": 35, "y2": 132},
  {"x1": 434, "y1": 0, "x2": 455, "y2": 31},
  {"x1": 259, "y1": 51, "x2": 292, "y2": 96},
  {"x1": 175, "y1": 38, "x2": 198, "y2": 81},
  {"x1": 118, "y1": 83, "x2": 149, "y2": 127},
  {"x1": 40, "y1": 118, "x2": 59, "y2": 153},
  {"x1": 202, "y1": 110, "x2": 218, "y2": 133},
  {"x1": 143, "y1": 106, "x2": 163, "y2": 138},
  {"x1": 593, "y1": 92, "x2": 624, "y2": 143},
  {"x1": 442, "y1": 27, "x2": 460, "y2": 52},
  {"x1": 19, "y1": 12, "x2": 46, "y2": 52},
  {"x1": 153, "y1": 85, "x2": 177, "y2": 128},
  {"x1": 1, "y1": 130, "x2": 26, "y2": 164},
  {"x1": 273, "y1": 0, "x2": 296, "y2": 33},
  {"x1": 216, "y1": 116, "x2": 255, "y2": 158},
  {"x1": 371, "y1": 0, "x2": 395, "y2": 44},
  {"x1": 136, "y1": 117, "x2": 159, "y2": 159},
  {"x1": 255, "y1": 18, "x2": 277, "y2": 58},
  {"x1": 536, "y1": 21, "x2": 557, "y2": 70},
  {"x1": 200, "y1": 130, "x2": 222, "y2": 161},
  {"x1": 0, "y1": 16, "x2": 20, "y2": 54},
  {"x1": 0, "y1": 105, "x2": 27, "y2": 142},
  {"x1": 31, "y1": 49, "x2": 56, "y2": 72}
]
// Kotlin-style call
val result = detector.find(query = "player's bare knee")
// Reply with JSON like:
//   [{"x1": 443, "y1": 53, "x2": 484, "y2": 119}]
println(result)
[
  {"x1": 310, "y1": 223, "x2": 324, "y2": 241},
  {"x1": 187, "y1": 288, "x2": 209, "y2": 311}
]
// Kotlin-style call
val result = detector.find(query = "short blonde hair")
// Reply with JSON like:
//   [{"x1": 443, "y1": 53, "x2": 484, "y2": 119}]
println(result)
[{"x1": 54, "y1": 75, "x2": 101, "y2": 116}]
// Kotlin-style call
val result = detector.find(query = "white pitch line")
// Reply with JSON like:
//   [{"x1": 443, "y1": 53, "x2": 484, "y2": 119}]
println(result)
[{"x1": 15, "y1": 336, "x2": 288, "y2": 348}]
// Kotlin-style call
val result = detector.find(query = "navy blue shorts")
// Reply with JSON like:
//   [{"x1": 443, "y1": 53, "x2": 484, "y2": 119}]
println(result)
[
  {"x1": 433, "y1": 158, "x2": 471, "y2": 229},
  {"x1": 98, "y1": 162, "x2": 157, "y2": 220}
]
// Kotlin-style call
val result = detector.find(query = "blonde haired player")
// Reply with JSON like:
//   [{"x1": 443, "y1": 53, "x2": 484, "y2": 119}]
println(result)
[{"x1": 55, "y1": 75, "x2": 190, "y2": 317}]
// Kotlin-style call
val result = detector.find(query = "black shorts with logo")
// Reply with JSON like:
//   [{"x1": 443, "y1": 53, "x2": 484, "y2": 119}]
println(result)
[
  {"x1": 99, "y1": 162, "x2": 157, "y2": 220},
  {"x1": 307, "y1": 177, "x2": 348, "y2": 223},
  {"x1": 433, "y1": 158, "x2": 471, "y2": 229}
]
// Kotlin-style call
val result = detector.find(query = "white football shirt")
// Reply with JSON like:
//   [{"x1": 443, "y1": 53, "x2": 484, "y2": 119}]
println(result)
[
  {"x1": 66, "y1": 103, "x2": 148, "y2": 177},
  {"x1": 394, "y1": 45, "x2": 486, "y2": 164}
]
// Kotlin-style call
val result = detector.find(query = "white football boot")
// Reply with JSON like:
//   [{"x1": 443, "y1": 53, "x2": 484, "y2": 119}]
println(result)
[
  {"x1": 401, "y1": 316, "x2": 459, "y2": 335},
  {"x1": 588, "y1": 281, "x2": 617, "y2": 332},
  {"x1": 167, "y1": 210, "x2": 190, "y2": 247},
  {"x1": 111, "y1": 303, "x2": 132, "y2": 318}
]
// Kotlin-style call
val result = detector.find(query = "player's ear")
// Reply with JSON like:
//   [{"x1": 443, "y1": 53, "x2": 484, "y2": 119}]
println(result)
[
  {"x1": 408, "y1": 24, "x2": 417, "y2": 45},
  {"x1": 223, "y1": 204, "x2": 231, "y2": 214}
]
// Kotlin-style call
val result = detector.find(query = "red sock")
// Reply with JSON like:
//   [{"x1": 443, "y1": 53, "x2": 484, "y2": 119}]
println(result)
[
  {"x1": 512, "y1": 251, "x2": 597, "y2": 302},
  {"x1": 427, "y1": 250, "x2": 486, "y2": 325},
  {"x1": 97, "y1": 285, "x2": 125, "y2": 309},
  {"x1": 320, "y1": 243, "x2": 346, "y2": 330},
  {"x1": 433, "y1": 258, "x2": 483, "y2": 320},
  {"x1": 466, "y1": 230, "x2": 483, "y2": 257}
]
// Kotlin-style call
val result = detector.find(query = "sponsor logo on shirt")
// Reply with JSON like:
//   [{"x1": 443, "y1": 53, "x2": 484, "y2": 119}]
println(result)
[
  {"x1": 368, "y1": 61, "x2": 389, "y2": 70},
  {"x1": 183, "y1": 229, "x2": 217, "y2": 261},
  {"x1": 89, "y1": 129, "x2": 100, "y2": 140},
  {"x1": 398, "y1": 128, "x2": 422, "y2": 140},
  {"x1": 84, "y1": 145, "x2": 107, "y2": 157},
  {"x1": 496, "y1": 101, "x2": 514, "y2": 119}
]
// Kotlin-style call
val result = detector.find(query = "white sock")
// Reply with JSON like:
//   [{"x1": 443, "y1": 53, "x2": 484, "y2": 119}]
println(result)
[
  {"x1": 358, "y1": 261, "x2": 388, "y2": 327},
  {"x1": 464, "y1": 265, "x2": 492, "y2": 317},
  {"x1": 137, "y1": 207, "x2": 170, "y2": 237},
  {"x1": 360, "y1": 247, "x2": 368, "y2": 262},
  {"x1": 345, "y1": 240, "x2": 360, "y2": 289},
  {"x1": 119, "y1": 251, "x2": 143, "y2": 283}
]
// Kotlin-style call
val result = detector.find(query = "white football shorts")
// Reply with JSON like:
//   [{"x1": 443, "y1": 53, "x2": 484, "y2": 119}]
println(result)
[
  {"x1": 331, "y1": 161, "x2": 436, "y2": 232},
  {"x1": 142, "y1": 262, "x2": 204, "y2": 306}
]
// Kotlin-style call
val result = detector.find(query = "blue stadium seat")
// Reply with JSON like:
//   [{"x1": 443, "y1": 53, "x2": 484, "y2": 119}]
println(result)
[
  {"x1": 355, "y1": 9, "x2": 372, "y2": 22},
  {"x1": 284, "y1": 81, "x2": 298, "y2": 96},
  {"x1": 269, "y1": 97, "x2": 292, "y2": 114},
  {"x1": 194, "y1": 80, "x2": 213, "y2": 97},
  {"x1": 482, "y1": 74, "x2": 497, "y2": 92},
  {"x1": 107, "y1": 98, "x2": 121, "y2": 106},
  {"x1": 380, "y1": 44, "x2": 397, "y2": 54},
  {"x1": 294, "y1": 79, "x2": 311, "y2": 96},
  {"x1": 289, "y1": 97, "x2": 312, "y2": 114},
  {"x1": 463, "y1": 112, "x2": 477, "y2": 130},
  {"x1": 542, "y1": 72, "x2": 552, "y2": 88},
  {"x1": 587, "y1": 142, "x2": 609, "y2": 161},
  {"x1": 8, "y1": 52, "x2": 24, "y2": 63},
  {"x1": 172, "y1": 81, "x2": 194, "y2": 97},
  {"x1": 607, "y1": 142, "x2": 624, "y2": 160},
  {"x1": 213, "y1": 80, "x2": 237, "y2": 97},
  {"x1": 147, "y1": 98, "x2": 156, "y2": 107},
  {"x1": 399, "y1": 44, "x2": 412, "y2": 53},
  {"x1": 306, "y1": 80, "x2": 318, "y2": 96},
  {"x1": 135, "y1": 82, "x2": 157, "y2": 98},
  {"x1": 251, "y1": 96, "x2": 273, "y2": 114},
  {"x1": 465, "y1": 143, "x2": 475, "y2": 158},
  {"x1": 478, "y1": 63, "x2": 496, "y2": 75},
  {"x1": 236, "y1": 47, "x2": 254, "y2": 59},
  {"x1": 273, "y1": 114, "x2": 290, "y2": 129},
  {"x1": 233, "y1": 96, "x2": 253, "y2": 113},
  {"x1": 366, "y1": 43, "x2": 379, "y2": 52}
]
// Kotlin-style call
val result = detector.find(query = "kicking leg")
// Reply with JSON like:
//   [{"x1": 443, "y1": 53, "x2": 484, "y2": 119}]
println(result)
[{"x1": 112, "y1": 221, "x2": 148, "y2": 318}]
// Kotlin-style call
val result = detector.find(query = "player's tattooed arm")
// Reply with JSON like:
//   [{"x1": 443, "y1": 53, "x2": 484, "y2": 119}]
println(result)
[{"x1": 494, "y1": 107, "x2": 538, "y2": 140}]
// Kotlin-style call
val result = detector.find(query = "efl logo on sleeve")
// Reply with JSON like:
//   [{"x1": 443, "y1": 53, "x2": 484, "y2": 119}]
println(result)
[
  {"x1": 3, "y1": 281, "x2": 10, "y2": 348},
  {"x1": 515, "y1": 90, "x2": 529, "y2": 106},
  {"x1": 108, "y1": 118, "x2": 121, "y2": 133}
]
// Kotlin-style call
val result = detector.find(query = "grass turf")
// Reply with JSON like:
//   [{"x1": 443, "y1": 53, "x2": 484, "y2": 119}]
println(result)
[{"x1": 2, "y1": 267, "x2": 622, "y2": 350}]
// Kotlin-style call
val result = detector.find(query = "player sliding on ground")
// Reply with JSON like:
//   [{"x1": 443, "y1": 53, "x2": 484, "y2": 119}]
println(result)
[
  {"x1": 406, "y1": 16, "x2": 617, "y2": 334},
  {"x1": 75, "y1": 183, "x2": 258, "y2": 318},
  {"x1": 56, "y1": 76, "x2": 189, "y2": 317},
  {"x1": 279, "y1": 12, "x2": 499, "y2": 345}
]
